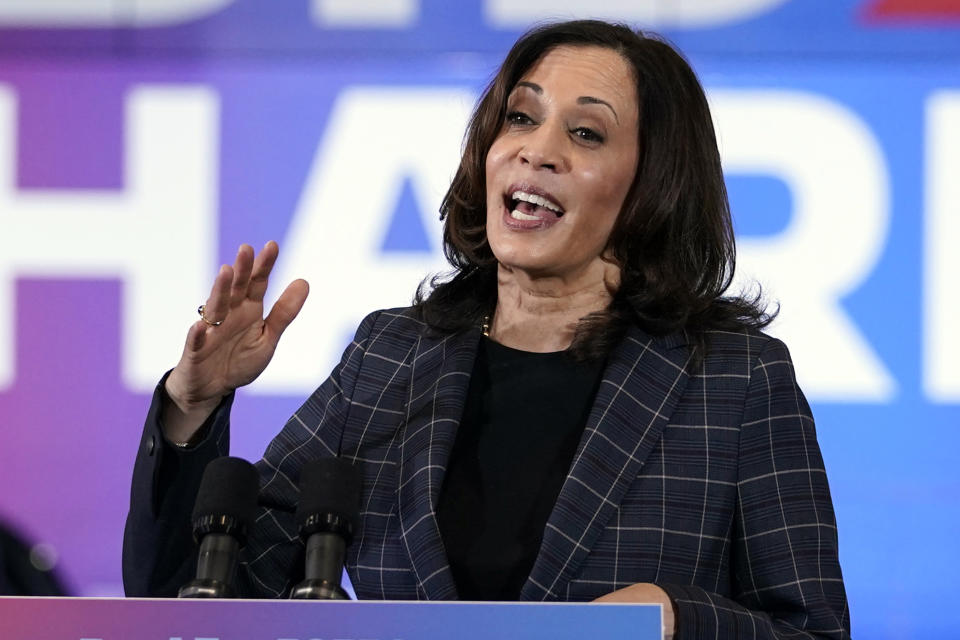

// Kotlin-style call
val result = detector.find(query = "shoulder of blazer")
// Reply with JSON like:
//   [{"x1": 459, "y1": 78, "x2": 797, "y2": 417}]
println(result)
[{"x1": 698, "y1": 326, "x2": 782, "y2": 374}]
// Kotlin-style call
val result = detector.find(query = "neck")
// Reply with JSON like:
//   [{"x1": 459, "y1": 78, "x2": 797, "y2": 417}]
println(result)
[{"x1": 489, "y1": 261, "x2": 619, "y2": 352}]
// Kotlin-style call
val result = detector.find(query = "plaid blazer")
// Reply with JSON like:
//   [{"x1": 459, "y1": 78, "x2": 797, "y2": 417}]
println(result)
[{"x1": 124, "y1": 307, "x2": 849, "y2": 639}]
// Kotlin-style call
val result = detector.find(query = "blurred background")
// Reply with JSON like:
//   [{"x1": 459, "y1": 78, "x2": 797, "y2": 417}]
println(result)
[{"x1": 0, "y1": 0, "x2": 958, "y2": 637}]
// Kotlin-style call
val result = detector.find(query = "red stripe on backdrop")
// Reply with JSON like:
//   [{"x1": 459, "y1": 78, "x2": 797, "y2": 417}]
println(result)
[{"x1": 861, "y1": 0, "x2": 960, "y2": 21}]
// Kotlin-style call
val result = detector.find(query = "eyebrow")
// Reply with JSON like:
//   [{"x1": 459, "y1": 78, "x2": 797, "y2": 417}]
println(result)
[{"x1": 514, "y1": 81, "x2": 620, "y2": 124}]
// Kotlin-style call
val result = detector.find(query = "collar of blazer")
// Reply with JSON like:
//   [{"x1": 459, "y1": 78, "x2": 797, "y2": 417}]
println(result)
[{"x1": 397, "y1": 322, "x2": 692, "y2": 601}]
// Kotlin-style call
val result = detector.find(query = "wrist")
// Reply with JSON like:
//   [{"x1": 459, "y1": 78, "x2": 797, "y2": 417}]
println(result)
[
  {"x1": 164, "y1": 372, "x2": 222, "y2": 416},
  {"x1": 161, "y1": 376, "x2": 222, "y2": 445}
]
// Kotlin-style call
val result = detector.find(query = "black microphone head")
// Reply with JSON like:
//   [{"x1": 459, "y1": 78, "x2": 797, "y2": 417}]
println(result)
[
  {"x1": 295, "y1": 458, "x2": 362, "y2": 540},
  {"x1": 191, "y1": 456, "x2": 259, "y2": 542}
]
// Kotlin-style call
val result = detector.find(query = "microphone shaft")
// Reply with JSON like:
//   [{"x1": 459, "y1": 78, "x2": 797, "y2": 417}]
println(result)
[
  {"x1": 196, "y1": 533, "x2": 240, "y2": 585},
  {"x1": 304, "y1": 532, "x2": 346, "y2": 583}
]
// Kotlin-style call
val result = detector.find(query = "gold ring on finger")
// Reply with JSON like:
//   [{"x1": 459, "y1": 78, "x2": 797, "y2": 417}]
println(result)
[{"x1": 197, "y1": 304, "x2": 223, "y2": 327}]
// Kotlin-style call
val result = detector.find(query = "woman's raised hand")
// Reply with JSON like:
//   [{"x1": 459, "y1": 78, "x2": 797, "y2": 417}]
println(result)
[{"x1": 162, "y1": 241, "x2": 309, "y2": 443}]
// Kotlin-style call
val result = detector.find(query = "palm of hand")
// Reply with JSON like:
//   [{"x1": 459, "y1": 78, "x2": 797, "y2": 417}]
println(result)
[{"x1": 166, "y1": 241, "x2": 309, "y2": 414}]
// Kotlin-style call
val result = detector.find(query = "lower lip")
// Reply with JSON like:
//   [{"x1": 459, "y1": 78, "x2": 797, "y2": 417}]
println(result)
[{"x1": 501, "y1": 204, "x2": 561, "y2": 231}]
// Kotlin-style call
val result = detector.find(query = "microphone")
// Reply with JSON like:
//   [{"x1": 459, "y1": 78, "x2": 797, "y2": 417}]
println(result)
[
  {"x1": 178, "y1": 456, "x2": 259, "y2": 598},
  {"x1": 290, "y1": 458, "x2": 362, "y2": 600}
]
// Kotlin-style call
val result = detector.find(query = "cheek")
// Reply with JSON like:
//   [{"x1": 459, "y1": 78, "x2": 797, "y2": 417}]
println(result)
[
  {"x1": 574, "y1": 167, "x2": 632, "y2": 251},
  {"x1": 581, "y1": 168, "x2": 630, "y2": 222},
  {"x1": 484, "y1": 145, "x2": 506, "y2": 207},
  {"x1": 485, "y1": 139, "x2": 509, "y2": 179}
]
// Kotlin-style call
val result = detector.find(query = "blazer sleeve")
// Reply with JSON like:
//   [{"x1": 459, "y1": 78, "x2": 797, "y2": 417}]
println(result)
[
  {"x1": 122, "y1": 310, "x2": 381, "y2": 598},
  {"x1": 660, "y1": 338, "x2": 850, "y2": 640},
  {"x1": 121, "y1": 374, "x2": 233, "y2": 597}
]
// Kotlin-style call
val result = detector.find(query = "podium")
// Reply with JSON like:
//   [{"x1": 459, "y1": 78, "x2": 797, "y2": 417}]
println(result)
[{"x1": 0, "y1": 596, "x2": 662, "y2": 640}]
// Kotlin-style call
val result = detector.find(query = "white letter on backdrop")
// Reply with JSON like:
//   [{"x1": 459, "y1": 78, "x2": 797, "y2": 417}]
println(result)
[
  {"x1": 711, "y1": 89, "x2": 895, "y2": 402},
  {"x1": 925, "y1": 91, "x2": 960, "y2": 402},
  {"x1": 312, "y1": 0, "x2": 419, "y2": 27},
  {"x1": 0, "y1": 0, "x2": 233, "y2": 27},
  {"x1": 485, "y1": 0, "x2": 790, "y2": 29},
  {"x1": 0, "y1": 85, "x2": 218, "y2": 391},
  {"x1": 254, "y1": 88, "x2": 474, "y2": 393}
]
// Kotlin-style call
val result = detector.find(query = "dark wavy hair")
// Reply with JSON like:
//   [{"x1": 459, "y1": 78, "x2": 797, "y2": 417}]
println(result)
[{"x1": 414, "y1": 20, "x2": 774, "y2": 361}]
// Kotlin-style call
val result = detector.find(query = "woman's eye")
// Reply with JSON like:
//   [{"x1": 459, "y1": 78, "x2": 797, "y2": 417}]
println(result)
[
  {"x1": 506, "y1": 111, "x2": 534, "y2": 126},
  {"x1": 572, "y1": 127, "x2": 604, "y2": 143}
]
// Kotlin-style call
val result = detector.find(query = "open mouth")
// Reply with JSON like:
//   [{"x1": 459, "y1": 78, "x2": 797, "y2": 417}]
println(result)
[{"x1": 504, "y1": 189, "x2": 565, "y2": 222}]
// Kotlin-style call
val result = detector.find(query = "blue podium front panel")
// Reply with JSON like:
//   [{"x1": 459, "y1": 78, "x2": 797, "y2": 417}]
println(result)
[{"x1": 0, "y1": 597, "x2": 662, "y2": 640}]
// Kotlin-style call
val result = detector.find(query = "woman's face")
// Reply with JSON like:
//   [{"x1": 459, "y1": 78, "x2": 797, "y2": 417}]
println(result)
[{"x1": 485, "y1": 45, "x2": 639, "y2": 282}]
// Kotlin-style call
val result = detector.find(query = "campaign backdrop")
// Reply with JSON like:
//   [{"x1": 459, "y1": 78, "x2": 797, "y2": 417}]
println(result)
[{"x1": 1, "y1": 1, "x2": 958, "y2": 638}]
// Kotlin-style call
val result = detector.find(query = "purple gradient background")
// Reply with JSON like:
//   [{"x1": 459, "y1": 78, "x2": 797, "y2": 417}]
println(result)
[{"x1": 0, "y1": 280, "x2": 141, "y2": 592}]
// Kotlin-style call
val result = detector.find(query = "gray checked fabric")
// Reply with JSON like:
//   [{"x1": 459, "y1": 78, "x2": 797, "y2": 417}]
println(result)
[{"x1": 124, "y1": 307, "x2": 849, "y2": 640}]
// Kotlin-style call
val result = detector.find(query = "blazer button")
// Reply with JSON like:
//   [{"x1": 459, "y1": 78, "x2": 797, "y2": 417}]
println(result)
[{"x1": 146, "y1": 435, "x2": 156, "y2": 456}]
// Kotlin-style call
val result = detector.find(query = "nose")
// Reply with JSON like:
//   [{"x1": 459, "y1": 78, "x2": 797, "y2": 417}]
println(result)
[{"x1": 517, "y1": 122, "x2": 567, "y2": 172}]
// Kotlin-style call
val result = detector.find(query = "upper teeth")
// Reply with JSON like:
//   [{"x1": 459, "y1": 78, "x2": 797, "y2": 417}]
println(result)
[{"x1": 512, "y1": 190, "x2": 562, "y2": 213}]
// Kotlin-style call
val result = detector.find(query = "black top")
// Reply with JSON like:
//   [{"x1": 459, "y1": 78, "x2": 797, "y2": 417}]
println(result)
[{"x1": 436, "y1": 337, "x2": 605, "y2": 600}]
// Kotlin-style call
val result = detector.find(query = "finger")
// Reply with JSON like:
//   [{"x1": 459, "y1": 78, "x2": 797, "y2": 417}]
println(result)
[
  {"x1": 203, "y1": 263, "x2": 234, "y2": 325},
  {"x1": 247, "y1": 240, "x2": 280, "y2": 303},
  {"x1": 264, "y1": 278, "x2": 309, "y2": 343},
  {"x1": 229, "y1": 244, "x2": 255, "y2": 307}
]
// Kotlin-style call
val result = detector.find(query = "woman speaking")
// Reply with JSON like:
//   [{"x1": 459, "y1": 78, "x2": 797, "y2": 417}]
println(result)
[{"x1": 123, "y1": 20, "x2": 849, "y2": 640}]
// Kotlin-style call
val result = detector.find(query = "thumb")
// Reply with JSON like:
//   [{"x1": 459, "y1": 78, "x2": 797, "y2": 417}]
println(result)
[
  {"x1": 263, "y1": 278, "x2": 309, "y2": 344},
  {"x1": 184, "y1": 319, "x2": 209, "y2": 353}
]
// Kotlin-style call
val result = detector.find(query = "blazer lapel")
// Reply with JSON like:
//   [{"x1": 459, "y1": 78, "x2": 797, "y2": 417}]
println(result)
[
  {"x1": 522, "y1": 326, "x2": 692, "y2": 600},
  {"x1": 396, "y1": 326, "x2": 480, "y2": 599}
]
